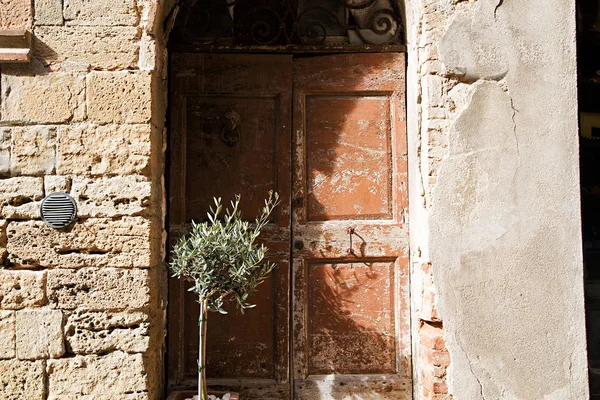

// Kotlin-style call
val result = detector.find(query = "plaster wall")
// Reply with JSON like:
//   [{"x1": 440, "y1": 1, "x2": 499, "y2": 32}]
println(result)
[{"x1": 421, "y1": 0, "x2": 588, "y2": 398}]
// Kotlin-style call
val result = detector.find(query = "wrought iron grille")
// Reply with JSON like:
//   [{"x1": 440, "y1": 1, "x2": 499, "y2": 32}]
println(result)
[{"x1": 173, "y1": 0, "x2": 404, "y2": 47}]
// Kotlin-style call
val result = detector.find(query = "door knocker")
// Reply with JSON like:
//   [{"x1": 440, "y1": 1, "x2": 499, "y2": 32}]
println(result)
[
  {"x1": 346, "y1": 226, "x2": 366, "y2": 257},
  {"x1": 221, "y1": 109, "x2": 241, "y2": 147}
]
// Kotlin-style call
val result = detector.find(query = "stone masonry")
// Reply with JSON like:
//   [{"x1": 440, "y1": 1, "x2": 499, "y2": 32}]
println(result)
[
  {"x1": 0, "y1": 0, "x2": 590, "y2": 399},
  {"x1": 0, "y1": 0, "x2": 165, "y2": 399}
]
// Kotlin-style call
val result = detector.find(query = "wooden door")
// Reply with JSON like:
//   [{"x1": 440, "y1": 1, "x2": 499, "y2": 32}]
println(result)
[
  {"x1": 291, "y1": 53, "x2": 411, "y2": 399},
  {"x1": 168, "y1": 54, "x2": 292, "y2": 397},
  {"x1": 168, "y1": 52, "x2": 410, "y2": 399}
]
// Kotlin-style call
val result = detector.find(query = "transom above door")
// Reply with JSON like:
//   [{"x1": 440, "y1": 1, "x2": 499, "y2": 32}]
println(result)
[
  {"x1": 169, "y1": 0, "x2": 405, "y2": 52},
  {"x1": 168, "y1": 52, "x2": 409, "y2": 399}
]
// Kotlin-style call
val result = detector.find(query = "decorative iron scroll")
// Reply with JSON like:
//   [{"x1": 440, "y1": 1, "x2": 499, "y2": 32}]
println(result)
[{"x1": 174, "y1": 0, "x2": 404, "y2": 46}]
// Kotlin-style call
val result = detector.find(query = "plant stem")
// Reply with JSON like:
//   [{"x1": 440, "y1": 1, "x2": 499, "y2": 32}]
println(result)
[{"x1": 198, "y1": 298, "x2": 209, "y2": 400}]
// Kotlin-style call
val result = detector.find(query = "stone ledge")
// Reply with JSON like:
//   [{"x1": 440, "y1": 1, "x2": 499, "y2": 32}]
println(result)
[{"x1": 0, "y1": 30, "x2": 31, "y2": 63}]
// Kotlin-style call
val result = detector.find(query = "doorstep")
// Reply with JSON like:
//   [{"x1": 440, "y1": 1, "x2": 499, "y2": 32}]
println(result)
[{"x1": 166, "y1": 391, "x2": 239, "y2": 400}]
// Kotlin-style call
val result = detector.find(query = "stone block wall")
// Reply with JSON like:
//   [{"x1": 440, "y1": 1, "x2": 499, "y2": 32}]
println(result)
[{"x1": 0, "y1": 0, "x2": 166, "y2": 398}]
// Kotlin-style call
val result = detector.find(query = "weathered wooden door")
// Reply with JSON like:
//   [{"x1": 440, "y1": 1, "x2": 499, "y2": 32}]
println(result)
[
  {"x1": 168, "y1": 53, "x2": 293, "y2": 396},
  {"x1": 291, "y1": 53, "x2": 411, "y2": 398},
  {"x1": 168, "y1": 53, "x2": 409, "y2": 399}
]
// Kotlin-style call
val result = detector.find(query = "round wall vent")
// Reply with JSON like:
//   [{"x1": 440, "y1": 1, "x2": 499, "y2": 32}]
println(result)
[{"x1": 40, "y1": 192, "x2": 77, "y2": 229}]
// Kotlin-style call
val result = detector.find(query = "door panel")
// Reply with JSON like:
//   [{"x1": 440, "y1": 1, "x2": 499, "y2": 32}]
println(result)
[
  {"x1": 168, "y1": 54, "x2": 292, "y2": 393},
  {"x1": 305, "y1": 94, "x2": 393, "y2": 221},
  {"x1": 185, "y1": 94, "x2": 280, "y2": 221},
  {"x1": 307, "y1": 260, "x2": 396, "y2": 375},
  {"x1": 292, "y1": 53, "x2": 410, "y2": 398}
]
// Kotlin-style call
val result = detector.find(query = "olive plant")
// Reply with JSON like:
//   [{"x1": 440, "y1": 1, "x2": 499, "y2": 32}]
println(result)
[{"x1": 169, "y1": 191, "x2": 280, "y2": 400}]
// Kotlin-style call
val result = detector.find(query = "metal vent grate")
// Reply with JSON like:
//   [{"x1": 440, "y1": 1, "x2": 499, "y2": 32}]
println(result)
[{"x1": 40, "y1": 192, "x2": 77, "y2": 229}]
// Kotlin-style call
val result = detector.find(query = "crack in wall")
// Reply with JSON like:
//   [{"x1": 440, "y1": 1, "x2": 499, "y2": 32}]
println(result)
[
  {"x1": 494, "y1": 0, "x2": 504, "y2": 19},
  {"x1": 456, "y1": 338, "x2": 486, "y2": 400},
  {"x1": 468, "y1": 357, "x2": 485, "y2": 400},
  {"x1": 507, "y1": 90, "x2": 520, "y2": 160}
]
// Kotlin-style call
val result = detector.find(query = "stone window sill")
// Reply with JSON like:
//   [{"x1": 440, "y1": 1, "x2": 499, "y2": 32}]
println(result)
[{"x1": 0, "y1": 30, "x2": 31, "y2": 63}]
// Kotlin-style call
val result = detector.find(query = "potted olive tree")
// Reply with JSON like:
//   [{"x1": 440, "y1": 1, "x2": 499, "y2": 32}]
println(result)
[{"x1": 168, "y1": 192, "x2": 280, "y2": 400}]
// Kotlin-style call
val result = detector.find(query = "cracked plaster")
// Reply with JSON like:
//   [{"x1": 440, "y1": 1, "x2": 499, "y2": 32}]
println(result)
[{"x1": 431, "y1": 0, "x2": 587, "y2": 398}]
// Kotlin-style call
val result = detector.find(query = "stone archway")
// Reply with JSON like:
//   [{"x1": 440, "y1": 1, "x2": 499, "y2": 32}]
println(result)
[{"x1": 150, "y1": 0, "x2": 589, "y2": 397}]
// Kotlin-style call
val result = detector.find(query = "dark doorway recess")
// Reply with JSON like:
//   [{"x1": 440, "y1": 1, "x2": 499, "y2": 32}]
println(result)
[{"x1": 577, "y1": 0, "x2": 600, "y2": 397}]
